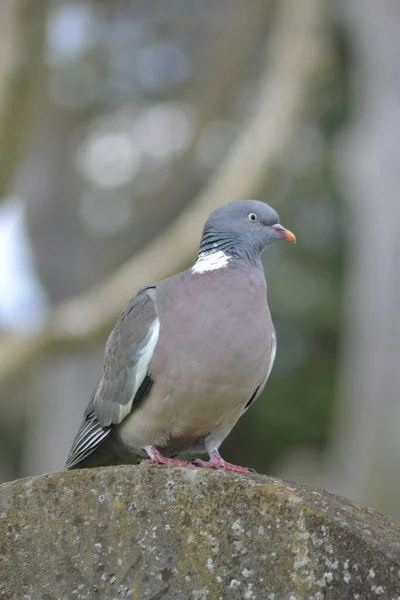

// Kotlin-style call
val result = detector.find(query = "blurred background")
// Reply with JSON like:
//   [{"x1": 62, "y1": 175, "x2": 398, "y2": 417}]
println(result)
[{"x1": 0, "y1": 0, "x2": 399, "y2": 519}]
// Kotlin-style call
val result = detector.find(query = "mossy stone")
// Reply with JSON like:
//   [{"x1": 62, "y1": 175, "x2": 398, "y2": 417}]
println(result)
[{"x1": 1, "y1": 465, "x2": 400, "y2": 599}]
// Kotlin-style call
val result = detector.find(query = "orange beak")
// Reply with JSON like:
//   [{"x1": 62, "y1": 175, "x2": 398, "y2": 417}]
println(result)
[{"x1": 272, "y1": 224, "x2": 296, "y2": 243}]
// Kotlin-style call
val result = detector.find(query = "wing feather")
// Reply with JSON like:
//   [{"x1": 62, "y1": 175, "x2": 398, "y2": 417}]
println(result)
[
  {"x1": 244, "y1": 331, "x2": 277, "y2": 411},
  {"x1": 65, "y1": 285, "x2": 158, "y2": 468}
]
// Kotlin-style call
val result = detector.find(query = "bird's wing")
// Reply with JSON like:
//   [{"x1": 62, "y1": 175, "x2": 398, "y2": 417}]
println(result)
[
  {"x1": 244, "y1": 330, "x2": 277, "y2": 411},
  {"x1": 65, "y1": 285, "x2": 159, "y2": 468},
  {"x1": 94, "y1": 285, "x2": 159, "y2": 426}
]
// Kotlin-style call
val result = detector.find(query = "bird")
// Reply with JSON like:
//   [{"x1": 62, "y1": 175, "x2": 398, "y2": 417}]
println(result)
[{"x1": 65, "y1": 200, "x2": 295, "y2": 472}]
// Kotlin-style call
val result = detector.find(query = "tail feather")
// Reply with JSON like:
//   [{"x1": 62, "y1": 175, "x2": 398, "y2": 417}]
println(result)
[{"x1": 65, "y1": 409, "x2": 111, "y2": 469}]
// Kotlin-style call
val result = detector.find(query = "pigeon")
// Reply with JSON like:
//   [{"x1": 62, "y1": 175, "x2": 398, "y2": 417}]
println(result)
[{"x1": 66, "y1": 200, "x2": 295, "y2": 472}]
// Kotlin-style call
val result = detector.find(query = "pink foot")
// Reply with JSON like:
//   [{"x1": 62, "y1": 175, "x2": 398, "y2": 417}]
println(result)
[
  {"x1": 141, "y1": 446, "x2": 191, "y2": 468},
  {"x1": 192, "y1": 451, "x2": 255, "y2": 474}
]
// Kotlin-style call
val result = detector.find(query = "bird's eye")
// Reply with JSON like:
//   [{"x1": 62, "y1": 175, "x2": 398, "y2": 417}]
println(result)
[{"x1": 248, "y1": 213, "x2": 258, "y2": 222}]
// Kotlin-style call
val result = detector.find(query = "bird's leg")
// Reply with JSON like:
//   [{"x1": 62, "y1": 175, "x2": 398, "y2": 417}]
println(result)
[
  {"x1": 140, "y1": 445, "x2": 191, "y2": 467},
  {"x1": 192, "y1": 450, "x2": 255, "y2": 473}
]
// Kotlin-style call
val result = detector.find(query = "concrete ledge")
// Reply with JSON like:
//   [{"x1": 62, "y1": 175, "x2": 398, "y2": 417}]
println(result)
[{"x1": 1, "y1": 465, "x2": 400, "y2": 599}]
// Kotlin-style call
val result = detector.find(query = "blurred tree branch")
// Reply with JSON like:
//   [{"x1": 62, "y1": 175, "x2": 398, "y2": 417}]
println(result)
[
  {"x1": 22, "y1": 0, "x2": 270, "y2": 301},
  {"x1": 120, "y1": 0, "x2": 273, "y2": 255},
  {"x1": 0, "y1": 0, "x2": 327, "y2": 389},
  {"x1": 0, "y1": 0, "x2": 48, "y2": 201}
]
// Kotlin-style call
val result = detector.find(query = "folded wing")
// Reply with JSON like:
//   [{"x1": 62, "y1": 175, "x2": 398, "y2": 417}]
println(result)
[{"x1": 65, "y1": 285, "x2": 159, "y2": 468}]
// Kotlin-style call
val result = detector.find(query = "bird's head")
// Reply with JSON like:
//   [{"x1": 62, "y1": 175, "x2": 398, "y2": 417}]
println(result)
[{"x1": 198, "y1": 200, "x2": 295, "y2": 264}]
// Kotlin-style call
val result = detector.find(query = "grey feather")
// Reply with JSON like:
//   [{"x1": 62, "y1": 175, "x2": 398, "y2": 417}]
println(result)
[
  {"x1": 94, "y1": 285, "x2": 159, "y2": 426},
  {"x1": 65, "y1": 392, "x2": 110, "y2": 469},
  {"x1": 65, "y1": 285, "x2": 158, "y2": 468},
  {"x1": 244, "y1": 330, "x2": 276, "y2": 411}
]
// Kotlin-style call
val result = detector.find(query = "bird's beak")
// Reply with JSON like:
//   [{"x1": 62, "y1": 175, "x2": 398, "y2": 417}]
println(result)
[{"x1": 272, "y1": 224, "x2": 296, "y2": 243}]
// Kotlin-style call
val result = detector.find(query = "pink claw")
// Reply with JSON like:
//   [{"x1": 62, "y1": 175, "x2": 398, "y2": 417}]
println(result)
[
  {"x1": 192, "y1": 451, "x2": 255, "y2": 473},
  {"x1": 141, "y1": 446, "x2": 191, "y2": 467}
]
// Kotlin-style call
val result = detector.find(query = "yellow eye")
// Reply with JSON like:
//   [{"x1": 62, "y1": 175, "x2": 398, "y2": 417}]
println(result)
[{"x1": 248, "y1": 213, "x2": 258, "y2": 222}]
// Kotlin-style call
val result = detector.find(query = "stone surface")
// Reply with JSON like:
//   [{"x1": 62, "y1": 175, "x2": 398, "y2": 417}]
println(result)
[{"x1": 1, "y1": 466, "x2": 400, "y2": 599}]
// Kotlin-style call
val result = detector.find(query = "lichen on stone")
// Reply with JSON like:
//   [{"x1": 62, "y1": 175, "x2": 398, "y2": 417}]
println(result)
[{"x1": 1, "y1": 465, "x2": 400, "y2": 599}]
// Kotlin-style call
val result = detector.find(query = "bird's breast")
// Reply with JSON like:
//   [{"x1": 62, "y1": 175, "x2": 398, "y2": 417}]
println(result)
[{"x1": 152, "y1": 264, "x2": 273, "y2": 412}]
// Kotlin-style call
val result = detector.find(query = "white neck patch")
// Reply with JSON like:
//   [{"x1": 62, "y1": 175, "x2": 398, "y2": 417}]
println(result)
[{"x1": 192, "y1": 250, "x2": 231, "y2": 274}]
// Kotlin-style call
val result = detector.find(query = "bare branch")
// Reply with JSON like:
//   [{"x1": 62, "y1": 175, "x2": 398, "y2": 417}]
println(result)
[{"x1": 0, "y1": 0, "x2": 327, "y2": 388}]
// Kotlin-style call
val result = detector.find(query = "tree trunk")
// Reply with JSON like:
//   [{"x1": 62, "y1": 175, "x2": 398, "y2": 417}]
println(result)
[
  {"x1": 0, "y1": 0, "x2": 48, "y2": 200},
  {"x1": 327, "y1": 0, "x2": 400, "y2": 517}
]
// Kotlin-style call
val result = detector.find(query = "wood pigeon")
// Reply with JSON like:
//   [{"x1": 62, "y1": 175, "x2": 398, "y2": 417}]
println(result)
[{"x1": 66, "y1": 200, "x2": 295, "y2": 472}]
